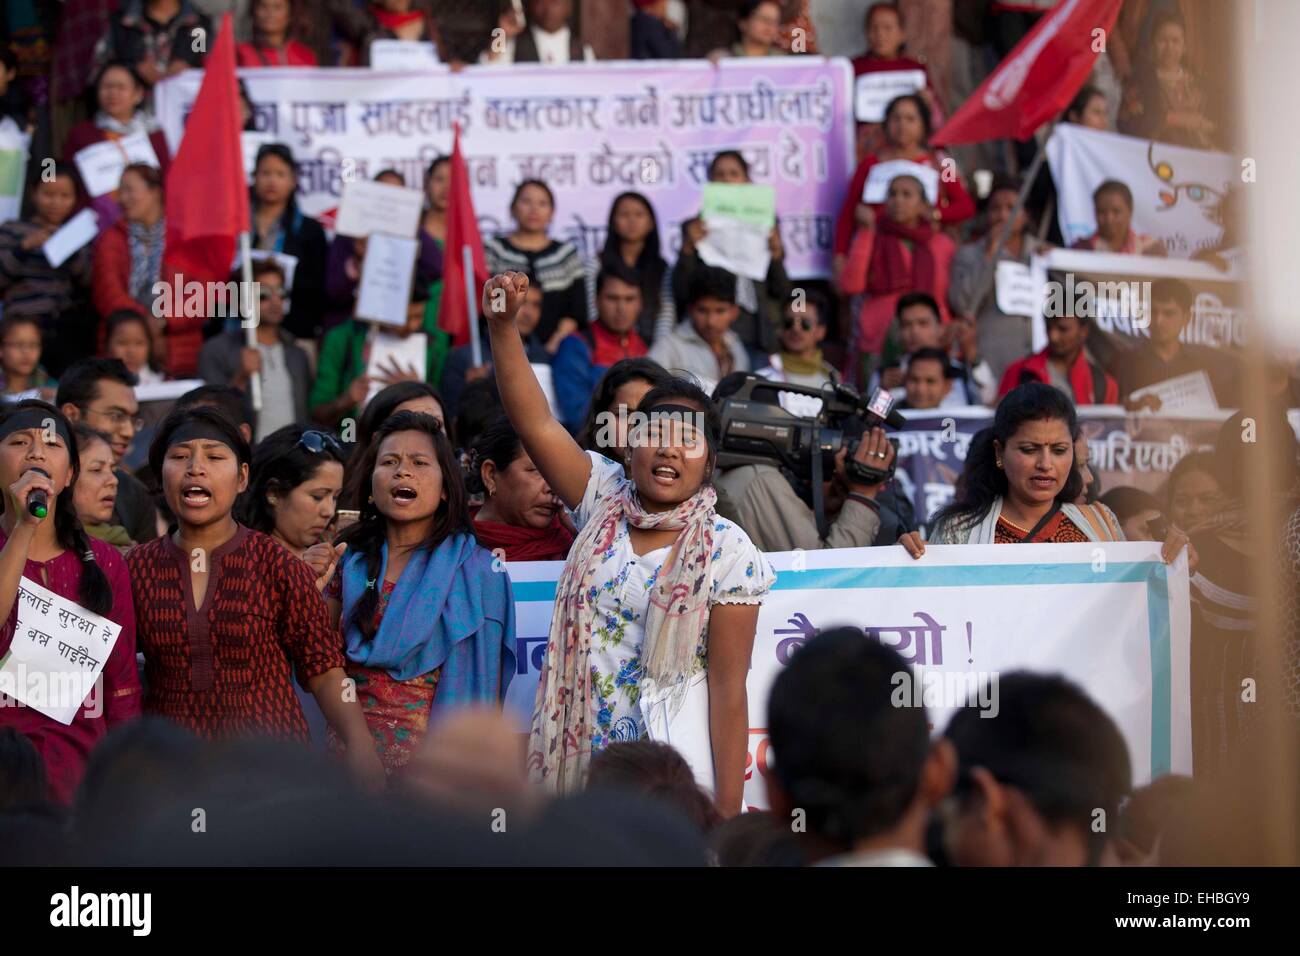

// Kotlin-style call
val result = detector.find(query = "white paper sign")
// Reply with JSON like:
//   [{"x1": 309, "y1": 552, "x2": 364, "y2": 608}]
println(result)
[
  {"x1": 364, "y1": 330, "x2": 427, "y2": 404},
  {"x1": 0, "y1": 577, "x2": 123, "y2": 725},
  {"x1": 73, "y1": 131, "x2": 160, "y2": 198},
  {"x1": 697, "y1": 216, "x2": 772, "y2": 282},
  {"x1": 1129, "y1": 370, "x2": 1219, "y2": 414},
  {"x1": 863, "y1": 159, "x2": 940, "y2": 205},
  {"x1": 42, "y1": 209, "x2": 100, "y2": 268},
  {"x1": 369, "y1": 39, "x2": 440, "y2": 71},
  {"x1": 854, "y1": 69, "x2": 927, "y2": 123},
  {"x1": 241, "y1": 130, "x2": 277, "y2": 180},
  {"x1": 334, "y1": 179, "x2": 424, "y2": 239},
  {"x1": 995, "y1": 260, "x2": 1038, "y2": 317},
  {"x1": 134, "y1": 378, "x2": 206, "y2": 404},
  {"x1": 356, "y1": 233, "x2": 419, "y2": 327}
]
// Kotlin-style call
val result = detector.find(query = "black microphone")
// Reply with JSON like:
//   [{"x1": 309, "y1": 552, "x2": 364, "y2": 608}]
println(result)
[{"x1": 26, "y1": 467, "x2": 49, "y2": 519}]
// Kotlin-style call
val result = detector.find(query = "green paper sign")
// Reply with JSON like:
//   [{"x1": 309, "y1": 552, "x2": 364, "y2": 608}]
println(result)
[{"x1": 701, "y1": 183, "x2": 776, "y2": 230}]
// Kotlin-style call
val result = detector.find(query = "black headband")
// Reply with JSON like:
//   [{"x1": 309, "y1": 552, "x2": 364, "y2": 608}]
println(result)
[
  {"x1": 643, "y1": 403, "x2": 704, "y2": 421},
  {"x1": 166, "y1": 420, "x2": 239, "y2": 455},
  {"x1": 0, "y1": 407, "x2": 73, "y2": 449}
]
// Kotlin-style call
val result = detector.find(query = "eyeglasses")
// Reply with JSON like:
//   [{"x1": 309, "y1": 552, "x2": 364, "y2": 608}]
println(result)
[
  {"x1": 83, "y1": 406, "x2": 145, "y2": 431},
  {"x1": 298, "y1": 430, "x2": 342, "y2": 455}
]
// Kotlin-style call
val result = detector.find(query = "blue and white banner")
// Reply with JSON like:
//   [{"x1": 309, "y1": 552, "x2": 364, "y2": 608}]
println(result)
[{"x1": 506, "y1": 542, "x2": 1192, "y2": 810}]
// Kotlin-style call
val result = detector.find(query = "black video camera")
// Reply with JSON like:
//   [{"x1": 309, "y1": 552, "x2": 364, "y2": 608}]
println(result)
[{"x1": 715, "y1": 375, "x2": 906, "y2": 491}]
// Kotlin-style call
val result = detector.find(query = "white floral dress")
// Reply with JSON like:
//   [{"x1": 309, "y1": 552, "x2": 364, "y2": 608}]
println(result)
[{"x1": 574, "y1": 452, "x2": 775, "y2": 751}]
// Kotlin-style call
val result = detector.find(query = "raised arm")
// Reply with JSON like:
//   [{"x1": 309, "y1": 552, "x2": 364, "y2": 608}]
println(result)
[{"x1": 483, "y1": 272, "x2": 591, "y2": 510}]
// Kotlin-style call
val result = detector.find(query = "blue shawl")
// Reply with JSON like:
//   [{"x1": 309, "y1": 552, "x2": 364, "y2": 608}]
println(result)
[{"x1": 340, "y1": 532, "x2": 515, "y2": 710}]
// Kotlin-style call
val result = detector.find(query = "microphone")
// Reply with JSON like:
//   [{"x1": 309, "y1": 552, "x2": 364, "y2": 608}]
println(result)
[{"x1": 26, "y1": 467, "x2": 49, "y2": 519}]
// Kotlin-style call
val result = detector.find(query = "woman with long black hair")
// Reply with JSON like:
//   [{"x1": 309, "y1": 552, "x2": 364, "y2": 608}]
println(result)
[
  {"x1": 338, "y1": 380, "x2": 446, "y2": 512},
  {"x1": 899, "y1": 383, "x2": 1193, "y2": 559},
  {"x1": 249, "y1": 144, "x2": 328, "y2": 340},
  {"x1": 327, "y1": 410, "x2": 516, "y2": 778},
  {"x1": 0, "y1": 400, "x2": 139, "y2": 803},
  {"x1": 585, "y1": 192, "x2": 675, "y2": 345}
]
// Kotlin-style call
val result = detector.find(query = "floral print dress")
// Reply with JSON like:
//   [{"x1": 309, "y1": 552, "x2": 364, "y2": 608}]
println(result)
[{"x1": 575, "y1": 453, "x2": 775, "y2": 752}]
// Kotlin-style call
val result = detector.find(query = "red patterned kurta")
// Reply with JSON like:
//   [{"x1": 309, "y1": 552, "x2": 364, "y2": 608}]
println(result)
[
  {"x1": 994, "y1": 512, "x2": 1089, "y2": 544},
  {"x1": 127, "y1": 525, "x2": 345, "y2": 740}
]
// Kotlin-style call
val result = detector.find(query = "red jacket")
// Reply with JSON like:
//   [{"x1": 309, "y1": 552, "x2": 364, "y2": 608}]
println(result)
[
  {"x1": 998, "y1": 348, "x2": 1119, "y2": 405},
  {"x1": 92, "y1": 219, "x2": 204, "y2": 378},
  {"x1": 834, "y1": 152, "x2": 976, "y2": 256},
  {"x1": 236, "y1": 40, "x2": 318, "y2": 67}
]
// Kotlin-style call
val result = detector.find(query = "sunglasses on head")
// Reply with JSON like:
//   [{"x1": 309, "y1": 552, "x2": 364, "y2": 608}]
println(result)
[{"x1": 298, "y1": 430, "x2": 342, "y2": 455}]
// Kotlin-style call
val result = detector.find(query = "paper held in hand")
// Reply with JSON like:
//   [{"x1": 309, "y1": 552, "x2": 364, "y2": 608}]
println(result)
[
  {"x1": 0, "y1": 577, "x2": 123, "y2": 725},
  {"x1": 995, "y1": 260, "x2": 1038, "y2": 317},
  {"x1": 364, "y1": 330, "x2": 427, "y2": 405},
  {"x1": 696, "y1": 182, "x2": 776, "y2": 282},
  {"x1": 356, "y1": 233, "x2": 420, "y2": 327},
  {"x1": 862, "y1": 159, "x2": 940, "y2": 205},
  {"x1": 369, "y1": 39, "x2": 441, "y2": 71},
  {"x1": 334, "y1": 178, "x2": 424, "y2": 239},
  {"x1": 42, "y1": 208, "x2": 100, "y2": 269},
  {"x1": 1129, "y1": 370, "x2": 1219, "y2": 414},
  {"x1": 74, "y1": 131, "x2": 160, "y2": 198},
  {"x1": 854, "y1": 69, "x2": 927, "y2": 123}
]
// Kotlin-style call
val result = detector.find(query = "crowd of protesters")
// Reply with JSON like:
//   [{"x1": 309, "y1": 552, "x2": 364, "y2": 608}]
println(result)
[{"x1": 0, "y1": 1, "x2": 1295, "y2": 868}]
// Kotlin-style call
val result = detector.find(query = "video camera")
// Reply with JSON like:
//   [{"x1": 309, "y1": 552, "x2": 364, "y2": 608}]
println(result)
[{"x1": 715, "y1": 375, "x2": 906, "y2": 490}]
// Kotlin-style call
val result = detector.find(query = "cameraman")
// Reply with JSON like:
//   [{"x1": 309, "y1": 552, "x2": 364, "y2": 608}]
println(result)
[{"x1": 713, "y1": 376, "x2": 914, "y2": 551}]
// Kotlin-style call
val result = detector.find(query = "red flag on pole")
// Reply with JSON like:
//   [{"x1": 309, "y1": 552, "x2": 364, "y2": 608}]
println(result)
[
  {"x1": 162, "y1": 13, "x2": 248, "y2": 281},
  {"x1": 931, "y1": 0, "x2": 1123, "y2": 146},
  {"x1": 437, "y1": 124, "x2": 487, "y2": 348}
]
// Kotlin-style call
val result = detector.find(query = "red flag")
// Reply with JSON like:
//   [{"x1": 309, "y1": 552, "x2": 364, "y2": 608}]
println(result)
[
  {"x1": 162, "y1": 13, "x2": 248, "y2": 281},
  {"x1": 932, "y1": 0, "x2": 1122, "y2": 146},
  {"x1": 437, "y1": 124, "x2": 488, "y2": 348}
]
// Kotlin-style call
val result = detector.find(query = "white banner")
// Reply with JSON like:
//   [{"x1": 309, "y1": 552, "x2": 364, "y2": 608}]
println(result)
[
  {"x1": 154, "y1": 60, "x2": 855, "y2": 278},
  {"x1": 505, "y1": 543, "x2": 1192, "y2": 810},
  {"x1": 1046, "y1": 123, "x2": 1235, "y2": 259}
]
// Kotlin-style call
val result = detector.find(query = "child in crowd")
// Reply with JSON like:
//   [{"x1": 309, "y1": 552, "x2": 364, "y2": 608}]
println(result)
[
  {"x1": 0, "y1": 315, "x2": 56, "y2": 402},
  {"x1": 104, "y1": 310, "x2": 165, "y2": 386}
]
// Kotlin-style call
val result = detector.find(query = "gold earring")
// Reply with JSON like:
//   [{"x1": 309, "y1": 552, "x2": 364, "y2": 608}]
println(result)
[
  {"x1": 996, "y1": 459, "x2": 1003, "y2": 468},
  {"x1": 485, "y1": 483, "x2": 495, "y2": 496}
]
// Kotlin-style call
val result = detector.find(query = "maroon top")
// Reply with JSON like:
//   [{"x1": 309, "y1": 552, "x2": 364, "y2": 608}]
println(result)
[
  {"x1": 0, "y1": 531, "x2": 141, "y2": 804},
  {"x1": 127, "y1": 525, "x2": 345, "y2": 741}
]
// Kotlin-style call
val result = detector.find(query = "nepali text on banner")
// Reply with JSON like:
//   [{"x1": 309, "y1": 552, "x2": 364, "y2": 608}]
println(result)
[
  {"x1": 154, "y1": 59, "x2": 856, "y2": 279},
  {"x1": 504, "y1": 543, "x2": 1192, "y2": 810}
]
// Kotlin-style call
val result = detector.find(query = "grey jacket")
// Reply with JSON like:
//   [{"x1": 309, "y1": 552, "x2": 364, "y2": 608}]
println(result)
[{"x1": 198, "y1": 328, "x2": 312, "y2": 431}]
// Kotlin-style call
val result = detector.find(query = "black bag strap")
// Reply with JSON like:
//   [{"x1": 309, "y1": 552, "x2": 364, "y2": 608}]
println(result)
[{"x1": 1020, "y1": 502, "x2": 1062, "y2": 543}]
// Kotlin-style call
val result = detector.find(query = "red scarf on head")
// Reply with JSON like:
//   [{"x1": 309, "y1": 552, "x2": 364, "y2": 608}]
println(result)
[
  {"x1": 471, "y1": 507, "x2": 575, "y2": 562},
  {"x1": 371, "y1": 5, "x2": 425, "y2": 30},
  {"x1": 867, "y1": 216, "x2": 937, "y2": 295}
]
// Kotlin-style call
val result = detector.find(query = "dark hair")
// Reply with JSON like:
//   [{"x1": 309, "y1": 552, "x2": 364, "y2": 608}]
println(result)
[
  {"x1": 103, "y1": 310, "x2": 160, "y2": 374},
  {"x1": 599, "y1": 192, "x2": 666, "y2": 332},
  {"x1": 895, "y1": 291, "x2": 941, "y2": 323},
  {"x1": 636, "y1": 377, "x2": 721, "y2": 478},
  {"x1": 1093, "y1": 179, "x2": 1133, "y2": 210},
  {"x1": 71, "y1": 421, "x2": 114, "y2": 456},
  {"x1": 785, "y1": 287, "x2": 830, "y2": 326},
  {"x1": 465, "y1": 414, "x2": 524, "y2": 496},
  {"x1": 120, "y1": 162, "x2": 162, "y2": 193},
  {"x1": 340, "y1": 381, "x2": 446, "y2": 511},
  {"x1": 55, "y1": 357, "x2": 137, "y2": 410},
  {"x1": 587, "y1": 741, "x2": 722, "y2": 833},
  {"x1": 374, "y1": 168, "x2": 405, "y2": 185},
  {"x1": 240, "y1": 424, "x2": 345, "y2": 535},
  {"x1": 578, "y1": 357, "x2": 674, "y2": 453},
  {"x1": 94, "y1": 60, "x2": 145, "y2": 93},
  {"x1": 424, "y1": 155, "x2": 450, "y2": 185},
  {"x1": 0, "y1": 727, "x2": 48, "y2": 812},
  {"x1": 1098, "y1": 486, "x2": 1161, "y2": 524},
  {"x1": 932, "y1": 382, "x2": 1082, "y2": 534},
  {"x1": 251, "y1": 144, "x2": 301, "y2": 231},
  {"x1": 175, "y1": 384, "x2": 255, "y2": 429},
  {"x1": 0, "y1": 313, "x2": 41, "y2": 344},
  {"x1": 0, "y1": 401, "x2": 113, "y2": 615},
  {"x1": 1148, "y1": 9, "x2": 1187, "y2": 45},
  {"x1": 944, "y1": 672, "x2": 1132, "y2": 865},
  {"x1": 337, "y1": 411, "x2": 471, "y2": 640},
  {"x1": 907, "y1": 346, "x2": 957, "y2": 378},
  {"x1": 1115, "y1": 774, "x2": 1194, "y2": 858},
  {"x1": 510, "y1": 178, "x2": 554, "y2": 214},
  {"x1": 709, "y1": 810, "x2": 806, "y2": 866},
  {"x1": 1150, "y1": 278, "x2": 1193, "y2": 313},
  {"x1": 708, "y1": 150, "x2": 750, "y2": 182},
  {"x1": 865, "y1": 1, "x2": 902, "y2": 27},
  {"x1": 148, "y1": 404, "x2": 253, "y2": 484},
  {"x1": 768, "y1": 626, "x2": 932, "y2": 847},
  {"x1": 1067, "y1": 84, "x2": 1106, "y2": 121},
  {"x1": 883, "y1": 93, "x2": 932, "y2": 144},
  {"x1": 1213, "y1": 407, "x2": 1300, "y2": 499},
  {"x1": 685, "y1": 265, "x2": 736, "y2": 307},
  {"x1": 595, "y1": 261, "x2": 643, "y2": 297},
  {"x1": 739, "y1": 0, "x2": 780, "y2": 20},
  {"x1": 30, "y1": 160, "x2": 85, "y2": 206},
  {"x1": 1162, "y1": 450, "x2": 1218, "y2": 515},
  {"x1": 452, "y1": 378, "x2": 502, "y2": 451}
]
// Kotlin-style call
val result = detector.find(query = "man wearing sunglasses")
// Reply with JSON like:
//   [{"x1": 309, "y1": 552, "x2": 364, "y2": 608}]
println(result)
[
  {"x1": 198, "y1": 260, "x2": 312, "y2": 441},
  {"x1": 756, "y1": 289, "x2": 839, "y2": 419}
]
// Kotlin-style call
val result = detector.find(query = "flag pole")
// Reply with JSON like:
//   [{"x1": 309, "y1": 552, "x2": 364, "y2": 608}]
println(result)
[
  {"x1": 465, "y1": 244, "x2": 482, "y2": 368},
  {"x1": 239, "y1": 231, "x2": 263, "y2": 411}
]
